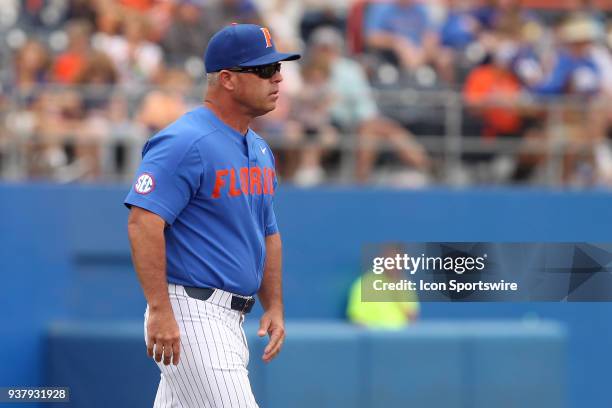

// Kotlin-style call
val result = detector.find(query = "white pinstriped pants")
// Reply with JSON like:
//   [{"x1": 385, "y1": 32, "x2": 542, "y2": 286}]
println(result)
[{"x1": 144, "y1": 284, "x2": 259, "y2": 408}]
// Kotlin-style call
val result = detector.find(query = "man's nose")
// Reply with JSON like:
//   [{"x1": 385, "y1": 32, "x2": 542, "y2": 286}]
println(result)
[{"x1": 272, "y1": 71, "x2": 283, "y2": 83}]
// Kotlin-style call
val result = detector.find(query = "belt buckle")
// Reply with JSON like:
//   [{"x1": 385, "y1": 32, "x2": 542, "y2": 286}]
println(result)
[{"x1": 241, "y1": 297, "x2": 254, "y2": 314}]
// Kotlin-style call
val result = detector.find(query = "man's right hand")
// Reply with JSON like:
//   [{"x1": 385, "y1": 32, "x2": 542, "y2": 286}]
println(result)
[
  {"x1": 128, "y1": 207, "x2": 180, "y2": 366},
  {"x1": 147, "y1": 306, "x2": 181, "y2": 366}
]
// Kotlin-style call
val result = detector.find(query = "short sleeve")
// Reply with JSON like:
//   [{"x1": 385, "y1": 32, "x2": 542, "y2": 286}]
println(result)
[
  {"x1": 264, "y1": 205, "x2": 279, "y2": 236},
  {"x1": 124, "y1": 135, "x2": 202, "y2": 225}
]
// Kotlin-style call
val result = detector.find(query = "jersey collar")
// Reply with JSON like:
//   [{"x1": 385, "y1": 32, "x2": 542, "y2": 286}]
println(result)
[{"x1": 199, "y1": 106, "x2": 251, "y2": 144}]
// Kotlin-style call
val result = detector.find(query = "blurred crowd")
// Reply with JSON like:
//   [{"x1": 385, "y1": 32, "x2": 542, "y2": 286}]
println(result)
[{"x1": 1, "y1": 0, "x2": 612, "y2": 186}]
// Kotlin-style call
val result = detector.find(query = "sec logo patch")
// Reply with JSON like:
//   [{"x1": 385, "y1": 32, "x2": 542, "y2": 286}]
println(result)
[{"x1": 134, "y1": 173, "x2": 155, "y2": 194}]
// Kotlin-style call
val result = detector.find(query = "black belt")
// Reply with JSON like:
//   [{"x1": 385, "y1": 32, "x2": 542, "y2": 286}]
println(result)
[{"x1": 183, "y1": 286, "x2": 256, "y2": 314}]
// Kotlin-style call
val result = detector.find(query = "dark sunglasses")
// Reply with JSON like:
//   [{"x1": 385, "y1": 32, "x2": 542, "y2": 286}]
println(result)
[{"x1": 225, "y1": 62, "x2": 281, "y2": 79}]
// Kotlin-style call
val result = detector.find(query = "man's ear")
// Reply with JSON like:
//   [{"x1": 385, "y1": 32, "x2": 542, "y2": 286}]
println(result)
[{"x1": 219, "y1": 71, "x2": 236, "y2": 91}]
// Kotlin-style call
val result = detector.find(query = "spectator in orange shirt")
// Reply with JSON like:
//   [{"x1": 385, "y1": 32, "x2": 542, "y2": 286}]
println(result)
[
  {"x1": 52, "y1": 20, "x2": 93, "y2": 84},
  {"x1": 464, "y1": 58, "x2": 522, "y2": 139},
  {"x1": 463, "y1": 24, "x2": 524, "y2": 139}
]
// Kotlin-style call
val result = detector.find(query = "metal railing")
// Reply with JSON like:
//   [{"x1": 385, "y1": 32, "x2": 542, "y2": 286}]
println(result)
[{"x1": 0, "y1": 84, "x2": 609, "y2": 186}]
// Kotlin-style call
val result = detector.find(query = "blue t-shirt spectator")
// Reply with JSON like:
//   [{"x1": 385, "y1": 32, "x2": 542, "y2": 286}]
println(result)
[
  {"x1": 365, "y1": 2, "x2": 433, "y2": 46},
  {"x1": 441, "y1": 10, "x2": 479, "y2": 49},
  {"x1": 530, "y1": 51, "x2": 600, "y2": 96}
]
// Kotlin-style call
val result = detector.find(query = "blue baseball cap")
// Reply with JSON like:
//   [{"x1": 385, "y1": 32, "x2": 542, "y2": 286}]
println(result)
[{"x1": 204, "y1": 24, "x2": 301, "y2": 73}]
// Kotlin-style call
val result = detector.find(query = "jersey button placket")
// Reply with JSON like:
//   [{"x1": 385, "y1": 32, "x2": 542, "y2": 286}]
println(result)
[
  {"x1": 246, "y1": 138, "x2": 252, "y2": 211},
  {"x1": 247, "y1": 137, "x2": 258, "y2": 214}
]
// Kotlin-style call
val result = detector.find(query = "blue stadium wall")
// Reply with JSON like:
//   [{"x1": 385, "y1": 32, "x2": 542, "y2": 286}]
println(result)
[{"x1": 1, "y1": 184, "x2": 611, "y2": 407}]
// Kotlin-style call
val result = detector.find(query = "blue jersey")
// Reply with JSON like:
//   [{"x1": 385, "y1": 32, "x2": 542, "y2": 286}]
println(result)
[
  {"x1": 124, "y1": 106, "x2": 278, "y2": 296},
  {"x1": 530, "y1": 51, "x2": 601, "y2": 97}
]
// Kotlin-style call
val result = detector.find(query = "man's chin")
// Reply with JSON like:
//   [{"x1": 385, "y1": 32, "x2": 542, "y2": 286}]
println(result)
[{"x1": 255, "y1": 103, "x2": 277, "y2": 117}]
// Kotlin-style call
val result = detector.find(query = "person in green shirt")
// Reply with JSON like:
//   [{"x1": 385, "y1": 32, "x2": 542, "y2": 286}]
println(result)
[{"x1": 347, "y1": 245, "x2": 420, "y2": 329}]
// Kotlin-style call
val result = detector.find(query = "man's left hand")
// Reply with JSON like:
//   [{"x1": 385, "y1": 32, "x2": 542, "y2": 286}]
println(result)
[{"x1": 257, "y1": 308, "x2": 285, "y2": 363}]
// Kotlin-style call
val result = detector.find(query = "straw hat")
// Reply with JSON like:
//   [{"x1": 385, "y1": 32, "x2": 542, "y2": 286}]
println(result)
[{"x1": 560, "y1": 15, "x2": 601, "y2": 43}]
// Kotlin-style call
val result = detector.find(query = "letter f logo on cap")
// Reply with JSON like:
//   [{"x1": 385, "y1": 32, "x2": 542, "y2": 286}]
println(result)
[{"x1": 260, "y1": 27, "x2": 272, "y2": 48}]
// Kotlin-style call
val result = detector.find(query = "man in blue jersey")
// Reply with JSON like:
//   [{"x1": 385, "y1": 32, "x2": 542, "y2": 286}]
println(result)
[{"x1": 125, "y1": 24, "x2": 300, "y2": 407}]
